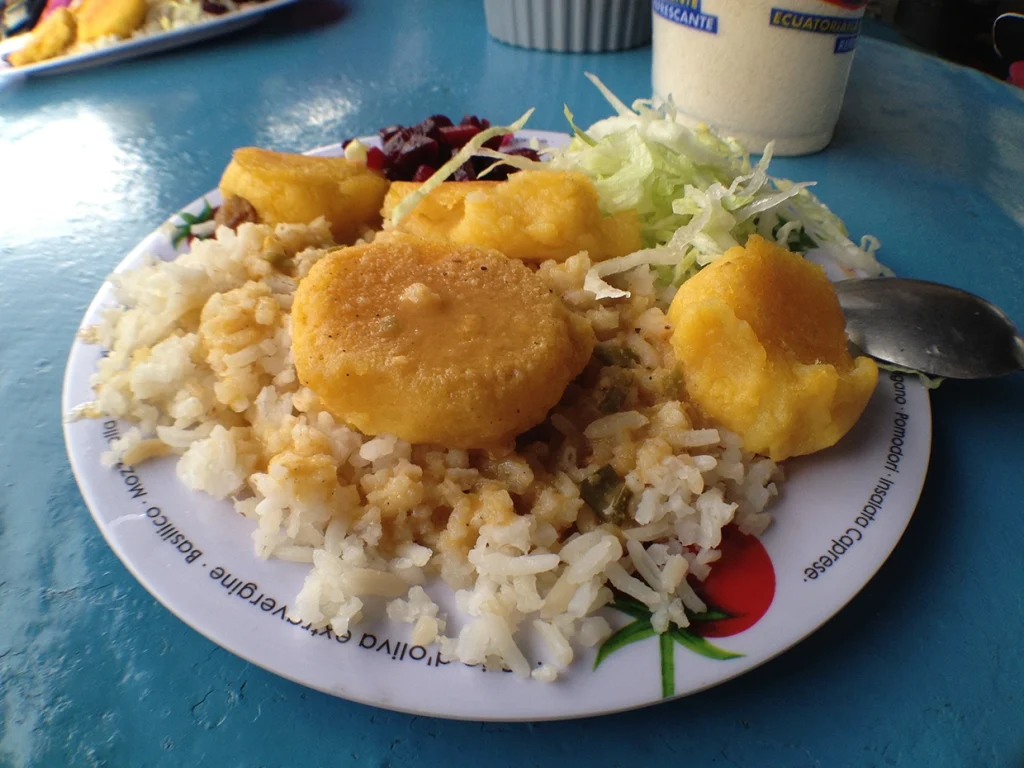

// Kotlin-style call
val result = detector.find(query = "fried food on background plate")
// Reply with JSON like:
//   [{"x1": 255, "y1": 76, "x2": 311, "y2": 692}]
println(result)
[
  {"x1": 75, "y1": 0, "x2": 148, "y2": 42},
  {"x1": 668, "y1": 235, "x2": 878, "y2": 461},
  {"x1": 292, "y1": 232, "x2": 595, "y2": 451},
  {"x1": 219, "y1": 148, "x2": 391, "y2": 245},
  {"x1": 381, "y1": 170, "x2": 642, "y2": 263},
  {"x1": 8, "y1": 8, "x2": 77, "y2": 66}
]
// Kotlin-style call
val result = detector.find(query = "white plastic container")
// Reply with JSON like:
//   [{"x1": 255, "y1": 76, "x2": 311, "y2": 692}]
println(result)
[{"x1": 652, "y1": 0, "x2": 867, "y2": 155}]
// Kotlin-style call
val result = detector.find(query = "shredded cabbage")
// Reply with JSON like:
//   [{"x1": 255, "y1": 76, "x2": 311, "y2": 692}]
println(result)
[
  {"x1": 554, "y1": 74, "x2": 893, "y2": 299},
  {"x1": 874, "y1": 362, "x2": 945, "y2": 389},
  {"x1": 387, "y1": 75, "x2": 890, "y2": 301}
]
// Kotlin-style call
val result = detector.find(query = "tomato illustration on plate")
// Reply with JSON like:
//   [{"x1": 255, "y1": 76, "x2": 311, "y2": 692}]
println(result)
[
  {"x1": 595, "y1": 525, "x2": 776, "y2": 697},
  {"x1": 690, "y1": 525, "x2": 776, "y2": 638}
]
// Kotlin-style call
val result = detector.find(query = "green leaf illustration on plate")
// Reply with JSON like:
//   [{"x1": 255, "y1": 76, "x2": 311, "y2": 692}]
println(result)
[
  {"x1": 593, "y1": 616, "x2": 656, "y2": 670},
  {"x1": 592, "y1": 525, "x2": 777, "y2": 698},
  {"x1": 171, "y1": 198, "x2": 215, "y2": 248},
  {"x1": 594, "y1": 590, "x2": 742, "y2": 698},
  {"x1": 670, "y1": 627, "x2": 743, "y2": 661}
]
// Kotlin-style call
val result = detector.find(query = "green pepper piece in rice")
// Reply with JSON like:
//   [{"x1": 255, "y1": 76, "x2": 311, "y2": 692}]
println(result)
[
  {"x1": 594, "y1": 344, "x2": 639, "y2": 368},
  {"x1": 579, "y1": 465, "x2": 632, "y2": 525},
  {"x1": 598, "y1": 386, "x2": 627, "y2": 414}
]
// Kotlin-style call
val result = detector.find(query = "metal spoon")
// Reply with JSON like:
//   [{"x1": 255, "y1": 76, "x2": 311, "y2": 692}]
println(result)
[{"x1": 834, "y1": 277, "x2": 1024, "y2": 379}]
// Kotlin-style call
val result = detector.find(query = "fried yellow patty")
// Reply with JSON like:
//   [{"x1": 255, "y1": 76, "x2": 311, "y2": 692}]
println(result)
[
  {"x1": 75, "y1": 0, "x2": 147, "y2": 42},
  {"x1": 9, "y1": 8, "x2": 76, "y2": 66},
  {"x1": 668, "y1": 236, "x2": 877, "y2": 461},
  {"x1": 292, "y1": 233, "x2": 595, "y2": 450},
  {"x1": 219, "y1": 148, "x2": 390, "y2": 245},
  {"x1": 381, "y1": 170, "x2": 642, "y2": 263}
]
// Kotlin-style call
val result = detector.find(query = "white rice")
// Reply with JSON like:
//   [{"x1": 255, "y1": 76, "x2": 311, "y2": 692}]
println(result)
[{"x1": 77, "y1": 219, "x2": 782, "y2": 680}]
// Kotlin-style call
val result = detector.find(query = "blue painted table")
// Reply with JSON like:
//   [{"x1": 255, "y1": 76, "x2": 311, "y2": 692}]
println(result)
[{"x1": 1, "y1": 1, "x2": 1023, "y2": 765}]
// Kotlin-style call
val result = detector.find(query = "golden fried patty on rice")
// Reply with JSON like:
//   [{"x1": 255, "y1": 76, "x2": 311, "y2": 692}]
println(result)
[
  {"x1": 381, "y1": 170, "x2": 642, "y2": 263},
  {"x1": 292, "y1": 233, "x2": 595, "y2": 450},
  {"x1": 75, "y1": 0, "x2": 147, "y2": 42},
  {"x1": 668, "y1": 236, "x2": 877, "y2": 461},
  {"x1": 219, "y1": 148, "x2": 390, "y2": 244}
]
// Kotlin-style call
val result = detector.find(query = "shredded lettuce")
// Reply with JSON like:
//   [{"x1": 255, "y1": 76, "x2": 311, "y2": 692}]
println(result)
[
  {"x1": 472, "y1": 146, "x2": 552, "y2": 179},
  {"x1": 344, "y1": 139, "x2": 369, "y2": 164},
  {"x1": 875, "y1": 362, "x2": 945, "y2": 389},
  {"x1": 549, "y1": 75, "x2": 892, "y2": 299},
  {"x1": 387, "y1": 75, "x2": 890, "y2": 303},
  {"x1": 563, "y1": 105, "x2": 597, "y2": 147}
]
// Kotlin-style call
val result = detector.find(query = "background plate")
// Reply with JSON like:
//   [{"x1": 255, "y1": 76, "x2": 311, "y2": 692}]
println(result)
[
  {"x1": 0, "y1": 0, "x2": 303, "y2": 79},
  {"x1": 62, "y1": 130, "x2": 931, "y2": 720}
]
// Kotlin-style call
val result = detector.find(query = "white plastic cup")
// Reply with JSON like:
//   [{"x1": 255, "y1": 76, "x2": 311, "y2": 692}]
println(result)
[{"x1": 651, "y1": 0, "x2": 867, "y2": 155}]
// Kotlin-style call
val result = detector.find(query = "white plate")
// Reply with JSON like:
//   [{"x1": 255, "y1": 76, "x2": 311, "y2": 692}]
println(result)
[
  {"x1": 62, "y1": 130, "x2": 931, "y2": 721},
  {"x1": 0, "y1": 0, "x2": 302, "y2": 79}
]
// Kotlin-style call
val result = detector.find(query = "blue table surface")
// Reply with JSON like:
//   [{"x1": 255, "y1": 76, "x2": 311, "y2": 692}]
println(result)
[{"x1": 2, "y1": 1, "x2": 1023, "y2": 766}]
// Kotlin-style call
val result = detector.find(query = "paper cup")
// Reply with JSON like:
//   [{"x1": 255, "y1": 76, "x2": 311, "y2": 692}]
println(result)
[{"x1": 652, "y1": 0, "x2": 867, "y2": 155}]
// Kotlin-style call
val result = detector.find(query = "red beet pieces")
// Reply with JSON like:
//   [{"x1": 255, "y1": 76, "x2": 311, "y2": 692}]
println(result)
[{"x1": 348, "y1": 114, "x2": 535, "y2": 182}]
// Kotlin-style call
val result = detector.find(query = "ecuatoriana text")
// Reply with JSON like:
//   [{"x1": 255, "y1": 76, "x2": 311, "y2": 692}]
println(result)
[{"x1": 769, "y1": 8, "x2": 862, "y2": 36}]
